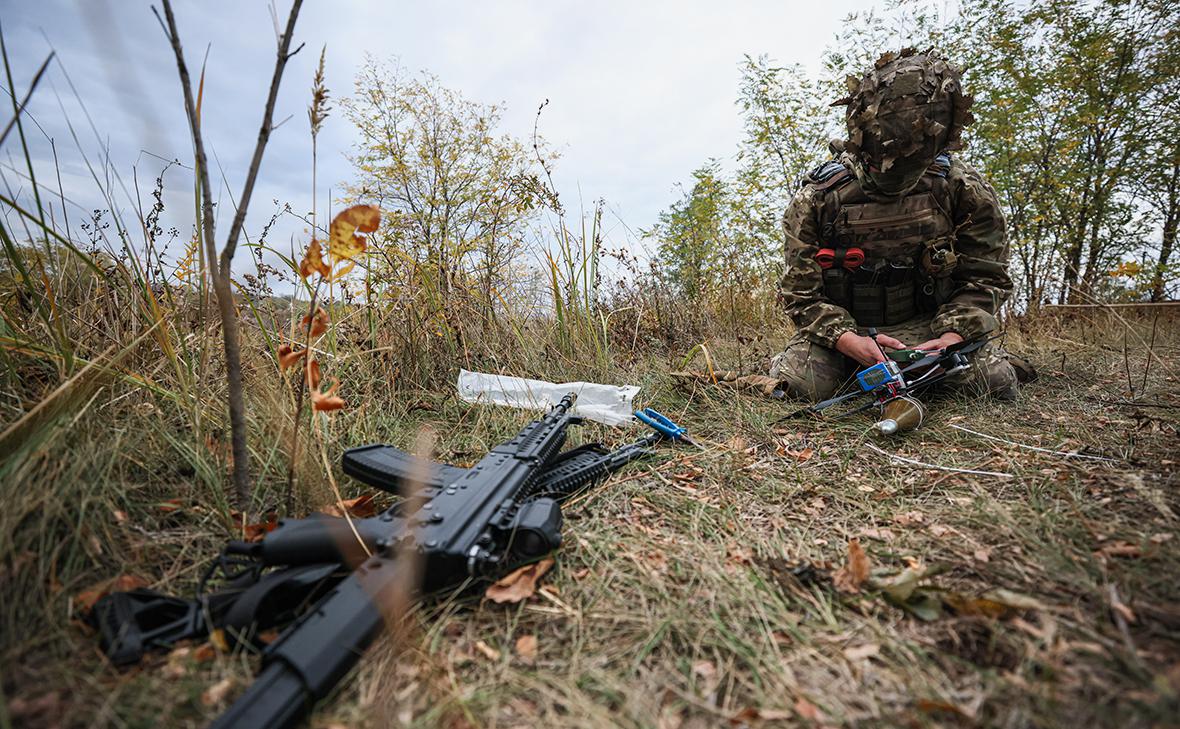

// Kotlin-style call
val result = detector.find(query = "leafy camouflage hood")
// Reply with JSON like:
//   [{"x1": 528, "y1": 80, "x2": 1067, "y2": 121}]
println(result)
[{"x1": 834, "y1": 49, "x2": 974, "y2": 196}]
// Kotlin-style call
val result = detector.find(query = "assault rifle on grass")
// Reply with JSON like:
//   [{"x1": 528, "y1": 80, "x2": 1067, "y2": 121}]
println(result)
[{"x1": 91, "y1": 394, "x2": 690, "y2": 729}]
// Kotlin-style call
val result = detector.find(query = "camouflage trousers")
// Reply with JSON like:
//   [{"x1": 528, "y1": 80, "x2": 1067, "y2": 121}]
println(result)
[{"x1": 768, "y1": 316, "x2": 1018, "y2": 403}]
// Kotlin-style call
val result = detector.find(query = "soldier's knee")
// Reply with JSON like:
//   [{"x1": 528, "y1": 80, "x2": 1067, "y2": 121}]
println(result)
[{"x1": 770, "y1": 340, "x2": 844, "y2": 402}]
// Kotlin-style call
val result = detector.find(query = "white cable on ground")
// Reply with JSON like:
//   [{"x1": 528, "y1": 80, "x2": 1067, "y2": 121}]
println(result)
[
  {"x1": 948, "y1": 424, "x2": 1118, "y2": 462},
  {"x1": 865, "y1": 442, "x2": 1014, "y2": 478}
]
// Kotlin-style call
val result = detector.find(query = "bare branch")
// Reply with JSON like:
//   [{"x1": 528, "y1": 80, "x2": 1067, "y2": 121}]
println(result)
[
  {"x1": 221, "y1": 0, "x2": 305, "y2": 275},
  {"x1": 157, "y1": 0, "x2": 304, "y2": 508}
]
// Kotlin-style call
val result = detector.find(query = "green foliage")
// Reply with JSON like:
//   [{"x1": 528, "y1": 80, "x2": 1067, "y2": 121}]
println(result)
[
  {"x1": 648, "y1": 0, "x2": 1180, "y2": 312},
  {"x1": 341, "y1": 57, "x2": 559, "y2": 379}
]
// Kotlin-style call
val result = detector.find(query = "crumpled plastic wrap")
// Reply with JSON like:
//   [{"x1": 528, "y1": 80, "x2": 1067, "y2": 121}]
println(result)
[{"x1": 457, "y1": 369, "x2": 639, "y2": 427}]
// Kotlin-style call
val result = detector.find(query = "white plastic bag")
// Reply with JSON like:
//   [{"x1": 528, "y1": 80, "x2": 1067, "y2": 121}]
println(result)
[{"x1": 456, "y1": 369, "x2": 639, "y2": 427}]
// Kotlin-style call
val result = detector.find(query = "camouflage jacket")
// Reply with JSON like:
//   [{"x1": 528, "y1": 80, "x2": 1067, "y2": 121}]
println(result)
[{"x1": 779, "y1": 153, "x2": 1011, "y2": 347}]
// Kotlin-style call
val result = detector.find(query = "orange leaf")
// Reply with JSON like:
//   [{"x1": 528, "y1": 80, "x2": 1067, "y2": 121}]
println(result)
[
  {"x1": 201, "y1": 677, "x2": 235, "y2": 707},
  {"x1": 328, "y1": 204, "x2": 380, "y2": 262},
  {"x1": 515, "y1": 634, "x2": 538, "y2": 662},
  {"x1": 301, "y1": 308, "x2": 329, "y2": 338},
  {"x1": 74, "y1": 574, "x2": 150, "y2": 614},
  {"x1": 311, "y1": 377, "x2": 346, "y2": 412},
  {"x1": 320, "y1": 494, "x2": 377, "y2": 518},
  {"x1": 328, "y1": 259, "x2": 355, "y2": 282},
  {"x1": 244, "y1": 513, "x2": 279, "y2": 542},
  {"x1": 298, "y1": 239, "x2": 332, "y2": 280},
  {"x1": 277, "y1": 345, "x2": 307, "y2": 372},
  {"x1": 306, "y1": 359, "x2": 322, "y2": 390},
  {"x1": 833, "y1": 538, "x2": 871, "y2": 594},
  {"x1": 794, "y1": 697, "x2": 823, "y2": 721},
  {"x1": 485, "y1": 558, "x2": 554, "y2": 604}
]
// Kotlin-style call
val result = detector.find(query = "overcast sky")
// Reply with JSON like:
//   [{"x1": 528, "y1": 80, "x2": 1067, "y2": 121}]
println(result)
[{"x1": 3, "y1": 0, "x2": 881, "y2": 277}]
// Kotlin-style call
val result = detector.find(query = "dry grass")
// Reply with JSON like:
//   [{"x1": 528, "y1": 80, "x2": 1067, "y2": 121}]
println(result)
[{"x1": 2, "y1": 307, "x2": 1178, "y2": 729}]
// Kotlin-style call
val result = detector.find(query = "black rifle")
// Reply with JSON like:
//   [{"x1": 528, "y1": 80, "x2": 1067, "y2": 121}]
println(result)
[{"x1": 92, "y1": 394, "x2": 684, "y2": 728}]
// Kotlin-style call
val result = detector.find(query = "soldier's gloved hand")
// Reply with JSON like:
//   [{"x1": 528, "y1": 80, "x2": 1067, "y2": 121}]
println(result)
[
  {"x1": 915, "y1": 331, "x2": 964, "y2": 352},
  {"x1": 836, "y1": 331, "x2": 906, "y2": 367}
]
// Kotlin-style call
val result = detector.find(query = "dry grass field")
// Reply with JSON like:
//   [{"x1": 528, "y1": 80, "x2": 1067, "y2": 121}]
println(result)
[{"x1": 3, "y1": 305, "x2": 1177, "y2": 729}]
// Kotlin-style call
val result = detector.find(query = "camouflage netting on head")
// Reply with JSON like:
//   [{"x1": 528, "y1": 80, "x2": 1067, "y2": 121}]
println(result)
[{"x1": 836, "y1": 48, "x2": 974, "y2": 178}]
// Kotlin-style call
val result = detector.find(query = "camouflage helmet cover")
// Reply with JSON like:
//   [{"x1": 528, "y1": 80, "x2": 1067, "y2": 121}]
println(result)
[{"x1": 835, "y1": 49, "x2": 974, "y2": 185}]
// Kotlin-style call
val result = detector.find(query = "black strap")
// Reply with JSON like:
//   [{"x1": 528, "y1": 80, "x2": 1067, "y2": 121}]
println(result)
[{"x1": 220, "y1": 563, "x2": 342, "y2": 642}]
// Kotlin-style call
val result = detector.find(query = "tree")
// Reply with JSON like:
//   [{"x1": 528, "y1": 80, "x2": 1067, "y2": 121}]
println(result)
[
  {"x1": 645, "y1": 162, "x2": 727, "y2": 301},
  {"x1": 343, "y1": 57, "x2": 550, "y2": 331}
]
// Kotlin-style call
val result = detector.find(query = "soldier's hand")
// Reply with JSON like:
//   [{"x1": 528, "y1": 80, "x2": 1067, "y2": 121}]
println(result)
[
  {"x1": 915, "y1": 332, "x2": 964, "y2": 352},
  {"x1": 836, "y1": 331, "x2": 905, "y2": 366}
]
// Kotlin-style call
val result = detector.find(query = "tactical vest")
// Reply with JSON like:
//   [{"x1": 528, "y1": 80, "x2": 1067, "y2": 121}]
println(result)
[{"x1": 807, "y1": 154, "x2": 959, "y2": 327}]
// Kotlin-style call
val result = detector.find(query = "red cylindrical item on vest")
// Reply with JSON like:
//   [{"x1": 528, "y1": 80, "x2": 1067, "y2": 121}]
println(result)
[
  {"x1": 843, "y1": 247, "x2": 865, "y2": 269},
  {"x1": 816, "y1": 248, "x2": 837, "y2": 269}
]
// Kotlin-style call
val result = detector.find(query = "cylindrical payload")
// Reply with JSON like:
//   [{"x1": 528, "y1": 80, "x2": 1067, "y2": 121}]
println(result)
[{"x1": 873, "y1": 396, "x2": 925, "y2": 435}]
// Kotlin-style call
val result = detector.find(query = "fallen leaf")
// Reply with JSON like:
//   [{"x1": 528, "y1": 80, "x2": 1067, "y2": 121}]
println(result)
[
  {"x1": 485, "y1": 558, "x2": 554, "y2": 604},
  {"x1": 843, "y1": 643, "x2": 880, "y2": 661},
  {"x1": 730, "y1": 707, "x2": 794, "y2": 723},
  {"x1": 833, "y1": 539, "x2": 871, "y2": 594},
  {"x1": 692, "y1": 659, "x2": 719, "y2": 695},
  {"x1": 791, "y1": 447, "x2": 815, "y2": 462},
  {"x1": 320, "y1": 494, "x2": 377, "y2": 519},
  {"x1": 210, "y1": 628, "x2": 230, "y2": 653},
  {"x1": 163, "y1": 646, "x2": 192, "y2": 679},
  {"x1": 945, "y1": 588, "x2": 1045, "y2": 619},
  {"x1": 894, "y1": 510, "x2": 926, "y2": 527},
  {"x1": 872, "y1": 562, "x2": 934, "y2": 603},
  {"x1": 943, "y1": 593, "x2": 1010, "y2": 619},
  {"x1": 74, "y1": 574, "x2": 149, "y2": 614},
  {"x1": 201, "y1": 677, "x2": 235, "y2": 707},
  {"x1": 1096, "y1": 541, "x2": 1141, "y2": 559},
  {"x1": 973, "y1": 548, "x2": 991, "y2": 564},
  {"x1": 1150, "y1": 533, "x2": 1174, "y2": 544},
  {"x1": 859, "y1": 527, "x2": 895, "y2": 541},
  {"x1": 237, "y1": 512, "x2": 278, "y2": 542},
  {"x1": 473, "y1": 639, "x2": 501, "y2": 661},
  {"x1": 794, "y1": 696, "x2": 823, "y2": 721},
  {"x1": 515, "y1": 634, "x2": 538, "y2": 662},
  {"x1": 193, "y1": 643, "x2": 217, "y2": 663}
]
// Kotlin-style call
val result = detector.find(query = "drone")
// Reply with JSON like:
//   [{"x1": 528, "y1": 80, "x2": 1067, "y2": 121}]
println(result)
[{"x1": 785, "y1": 329, "x2": 996, "y2": 434}]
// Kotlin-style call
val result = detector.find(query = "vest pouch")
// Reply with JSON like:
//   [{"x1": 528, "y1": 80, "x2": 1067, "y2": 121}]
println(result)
[
  {"x1": 884, "y1": 281, "x2": 916, "y2": 324},
  {"x1": 822, "y1": 268, "x2": 851, "y2": 308},
  {"x1": 850, "y1": 280, "x2": 917, "y2": 326},
  {"x1": 850, "y1": 283, "x2": 886, "y2": 326}
]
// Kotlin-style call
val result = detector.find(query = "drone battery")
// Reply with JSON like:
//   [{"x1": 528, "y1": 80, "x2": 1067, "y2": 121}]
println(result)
[{"x1": 856, "y1": 361, "x2": 901, "y2": 392}]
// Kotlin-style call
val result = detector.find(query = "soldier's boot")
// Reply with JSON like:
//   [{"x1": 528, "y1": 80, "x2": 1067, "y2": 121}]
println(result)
[
  {"x1": 977, "y1": 349, "x2": 1020, "y2": 401},
  {"x1": 1004, "y1": 353, "x2": 1038, "y2": 384},
  {"x1": 769, "y1": 336, "x2": 850, "y2": 402}
]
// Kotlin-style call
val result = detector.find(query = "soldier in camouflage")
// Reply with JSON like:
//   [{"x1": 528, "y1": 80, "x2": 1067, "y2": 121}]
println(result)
[{"x1": 770, "y1": 49, "x2": 1023, "y2": 402}]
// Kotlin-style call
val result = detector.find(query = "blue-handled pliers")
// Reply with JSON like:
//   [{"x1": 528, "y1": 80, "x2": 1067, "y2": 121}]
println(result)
[{"x1": 634, "y1": 408, "x2": 698, "y2": 446}]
